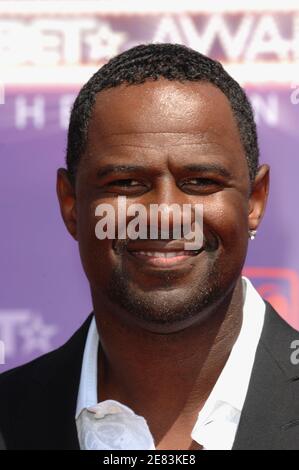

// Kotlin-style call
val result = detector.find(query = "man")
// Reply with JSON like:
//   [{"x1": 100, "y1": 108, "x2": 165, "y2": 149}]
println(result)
[{"x1": 0, "y1": 43, "x2": 298, "y2": 450}]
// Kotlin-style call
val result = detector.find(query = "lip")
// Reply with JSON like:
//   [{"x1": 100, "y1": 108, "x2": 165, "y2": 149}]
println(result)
[
  {"x1": 126, "y1": 240, "x2": 202, "y2": 252},
  {"x1": 125, "y1": 240, "x2": 204, "y2": 269},
  {"x1": 128, "y1": 250, "x2": 202, "y2": 268}
]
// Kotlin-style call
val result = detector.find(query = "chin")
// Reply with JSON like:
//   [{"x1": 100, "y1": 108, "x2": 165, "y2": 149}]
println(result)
[{"x1": 107, "y1": 282, "x2": 219, "y2": 333}]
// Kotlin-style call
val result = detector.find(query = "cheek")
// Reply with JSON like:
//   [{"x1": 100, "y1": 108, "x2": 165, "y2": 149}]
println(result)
[
  {"x1": 204, "y1": 193, "x2": 249, "y2": 250},
  {"x1": 76, "y1": 198, "x2": 117, "y2": 286},
  {"x1": 201, "y1": 194, "x2": 249, "y2": 285}
]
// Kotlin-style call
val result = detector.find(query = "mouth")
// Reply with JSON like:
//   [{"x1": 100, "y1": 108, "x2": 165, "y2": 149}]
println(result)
[
  {"x1": 124, "y1": 240, "x2": 203, "y2": 269},
  {"x1": 129, "y1": 250, "x2": 201, "y2": 267}
]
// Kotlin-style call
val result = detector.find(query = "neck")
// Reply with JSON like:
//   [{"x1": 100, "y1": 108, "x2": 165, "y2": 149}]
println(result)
[{"x1": 93, "y1": 277, "x2": 244, "y2": 444}]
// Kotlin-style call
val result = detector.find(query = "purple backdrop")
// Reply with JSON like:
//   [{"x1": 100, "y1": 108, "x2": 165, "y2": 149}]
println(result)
[{"x1": 1, "y1": 5, "x2": 299, "y2": 371}]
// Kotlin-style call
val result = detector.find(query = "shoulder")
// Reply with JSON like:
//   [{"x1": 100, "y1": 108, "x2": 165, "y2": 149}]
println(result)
[
  {"x1": 0, "y1": 313, "x2": 93, "y2": 411},
  {"x1": 0, "y1": 343, "x2": 66, "y2": 393},
  {"x1": 0, "y1": 314, "x2": 93, "y2": 449}
]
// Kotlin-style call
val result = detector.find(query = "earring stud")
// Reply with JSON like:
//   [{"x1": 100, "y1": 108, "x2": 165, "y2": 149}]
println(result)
[{"x1": 248, "y1": 229, "x2": 257, "y2": 240}]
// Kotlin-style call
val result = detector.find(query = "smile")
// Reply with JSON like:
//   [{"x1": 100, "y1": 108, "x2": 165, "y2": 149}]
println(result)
[{"x1": 128, "y1": 249, "x2": 202, "y2": 268}]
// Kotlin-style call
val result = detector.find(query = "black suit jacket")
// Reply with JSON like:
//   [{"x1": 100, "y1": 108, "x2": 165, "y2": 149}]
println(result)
[{"x1": 0, "y1": 301, "x2": 298, "y2": 450}]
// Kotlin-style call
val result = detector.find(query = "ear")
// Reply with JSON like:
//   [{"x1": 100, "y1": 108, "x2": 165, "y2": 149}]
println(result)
[
  {"x1": 56, "y1": 168, "x2": 77, "y2": 240},
  {"x1": 248, "y1": 164, "x2": 270, "y2": 231}
]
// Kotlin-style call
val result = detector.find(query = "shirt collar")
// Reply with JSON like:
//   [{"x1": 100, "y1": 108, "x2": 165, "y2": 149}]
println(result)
[
  {"x1": 203, "y1": 276, "x2": 265, "y2": 411},
  {"x1": 75, "y1": 315, "x2": 98, "y2": 419},
  {"x1": 191, "y1": 276, "x2": 266, "y2": 449}
]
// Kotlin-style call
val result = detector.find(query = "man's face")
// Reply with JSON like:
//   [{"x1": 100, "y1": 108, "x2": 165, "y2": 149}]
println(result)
[{"x1": 57, "y1": 79, "x2": 269, "y2": 332}]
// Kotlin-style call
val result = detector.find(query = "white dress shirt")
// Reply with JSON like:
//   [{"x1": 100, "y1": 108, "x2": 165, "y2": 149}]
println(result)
[{"x1": 76, "y1": 276, "x2": 265, "y2": 450}]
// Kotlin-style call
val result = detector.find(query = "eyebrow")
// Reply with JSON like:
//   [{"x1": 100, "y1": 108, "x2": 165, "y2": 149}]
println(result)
[
  {"x1": 96, "y1": 163, "x2": 232, "y2": 179},
  {"x1": 97, "y1": 165, "x2": 145, "y2": 179},
  {"x1": 182, "y1": 164, "x2": 232, "y2": 178}
]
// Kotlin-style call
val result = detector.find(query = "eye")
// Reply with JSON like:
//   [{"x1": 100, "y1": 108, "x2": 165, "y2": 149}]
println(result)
[
  {"x1": 187, "y1": 178, "x2": 218, "y2": 185},
  {"x1": 180, "y1": 177, "x2": 222, "y2": 194},
  {"x1": 101, "y1": 178, "x2": 149, "y2": 196},
  {"x1": 109, "y1": 179, "x2": 141, "y2": 187}
]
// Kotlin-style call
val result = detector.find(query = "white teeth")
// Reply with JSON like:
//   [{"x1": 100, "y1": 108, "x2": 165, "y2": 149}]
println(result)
[{"x1": 137, "y1": 251, "x2": 187, "y2": 258}]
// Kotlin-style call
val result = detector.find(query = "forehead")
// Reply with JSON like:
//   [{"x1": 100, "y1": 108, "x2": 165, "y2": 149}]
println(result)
[
  {"x1": 90, "y1": 79, "x2": 239, "y2": 135},
  {"x1": 84, "y1": 79, "x2": 247, "y2": 175}
]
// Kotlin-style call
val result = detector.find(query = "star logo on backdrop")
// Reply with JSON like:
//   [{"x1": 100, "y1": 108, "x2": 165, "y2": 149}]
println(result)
[
  {"x1": 85, "y1": 23, "x2": 127, "y2": 62},
  {"x1": 18, "y1": 315, "x2": 58, "y2": 355}
]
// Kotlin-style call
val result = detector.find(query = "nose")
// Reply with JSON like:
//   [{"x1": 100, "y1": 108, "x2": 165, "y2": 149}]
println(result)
[
  {"x1": 137, "y1": 177, "x2": 179, "y2": 237},
  {"x1": 140, "y1": 177, "x2": 201, "y2": 242}
]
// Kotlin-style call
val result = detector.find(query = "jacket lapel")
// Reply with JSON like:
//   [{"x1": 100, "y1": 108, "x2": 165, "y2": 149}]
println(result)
[{"x1": 233, "y1": 302, "x2": 299, "y2": 450}]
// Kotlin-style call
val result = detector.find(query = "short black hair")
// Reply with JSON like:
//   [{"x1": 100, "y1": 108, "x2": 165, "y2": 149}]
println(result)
[{"x1": 66, "y1": 43, "x2": 259, "y2": 183}]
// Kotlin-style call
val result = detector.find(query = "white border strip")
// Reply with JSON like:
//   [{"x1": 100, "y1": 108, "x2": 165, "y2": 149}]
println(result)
[{"x1": 1, "y1": 1, "x2": 299, "y2": 16}]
